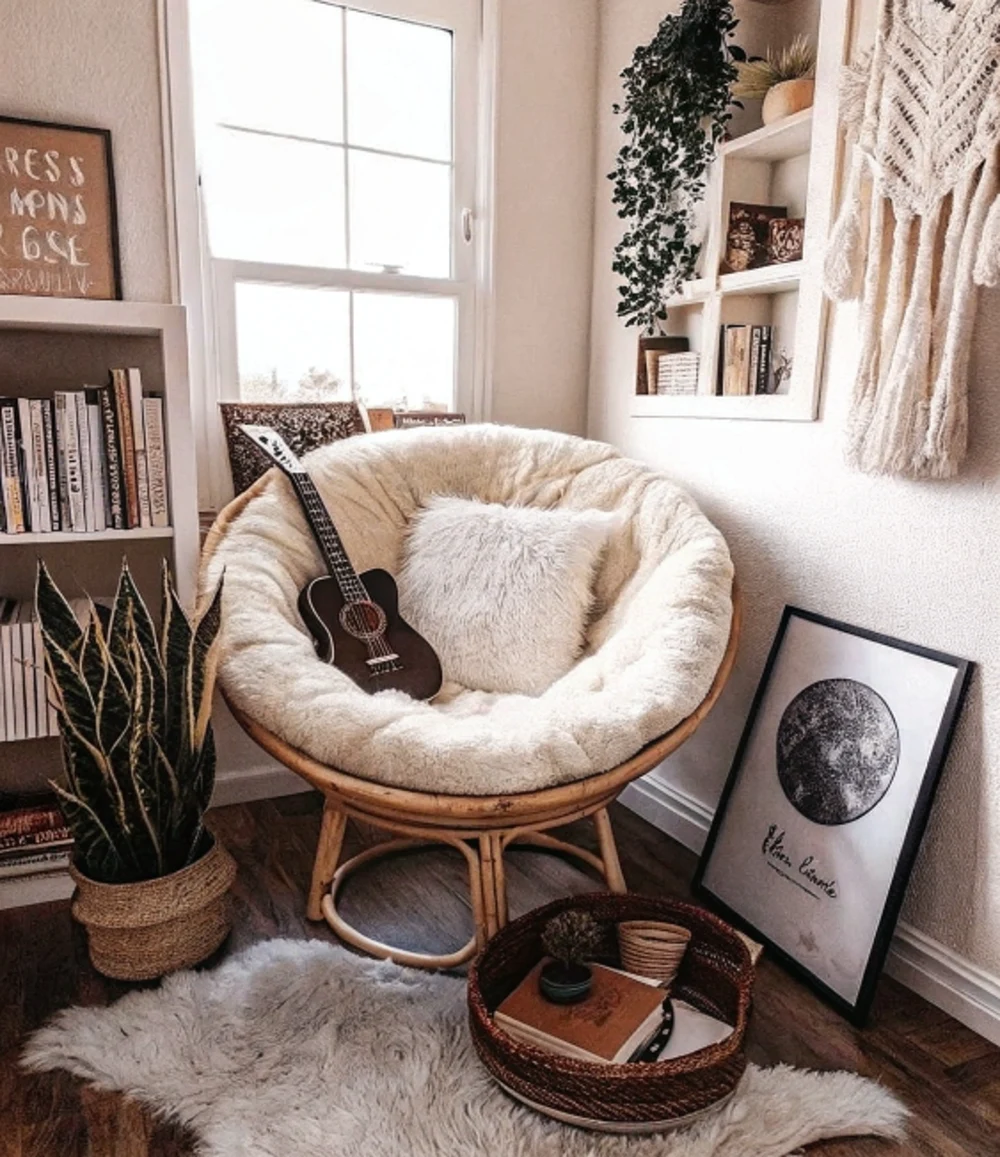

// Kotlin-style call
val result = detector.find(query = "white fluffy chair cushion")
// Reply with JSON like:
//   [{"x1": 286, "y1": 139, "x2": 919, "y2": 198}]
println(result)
[
  {"x1": 398, "y1": 497, "x2": 618, "y2": 695},
  {"x1": 200, "y1": 424, "x2": 734, "y2": 796}
]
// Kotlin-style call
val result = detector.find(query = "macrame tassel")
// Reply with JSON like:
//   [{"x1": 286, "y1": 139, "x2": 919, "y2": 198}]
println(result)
[
  {"x1": 973, "y1": 193, "x2": 1000, "y2": 287},
  {"x1": 824, "y1": 148, "x2": 869, "y2": 302},
  {"x1": 844, "y1": 193, "x2": 888, "y2": 471}
]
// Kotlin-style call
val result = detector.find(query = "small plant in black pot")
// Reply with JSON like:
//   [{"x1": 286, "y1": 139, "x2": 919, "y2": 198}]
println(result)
[{"x1": 539, "y1": 910, "x2": 602, "y2": 1004}]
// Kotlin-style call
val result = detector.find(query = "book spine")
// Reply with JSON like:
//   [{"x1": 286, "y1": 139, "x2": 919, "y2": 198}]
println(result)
[
  {"x1": 20, "y1": 620, "x2": 36, "y2": 739},
  {"x1": 29, "y1": 400, "x2": 50, "y2": 532},
  {"x1": 0, "y1": 399, "x2": 26, "y2": 533},
  {"x1": 40, "y1": 398, "x2": 61, "y2": 532},
  {"x1": 74, "y1": 392, "x2": 96, "y2": 533},
  {"x1": 98, "y1": 385, "x2": 126, "y2": 530},
  {"x1": 53, "y1": 393, "x2": 71, "y2": 530},
  {"x1": 112, "y1": 369, "x2": 139, "y2": 528},
  {"x1": 16, "y1": 397, "x2": 38, "y2": 532},
  {"x1": 0, "y1": 805, "x2": 64, "y2": 838},
  {"x1": 128, "y1": 368, "x2": 152, "y2": 528},
  {"x1": 142, "y1": 397, "x2": 169, "y2": 528},
  {"x1": 0, "y1": 827, "x2": 71, "y2": 853},
  {"x1": 757, "y1": 327, "x2": 773, "y2": 394},
  {"x1": 84, "y1": 390, "x2": 108, "y2": 531},
  {"x1": 9, "y1": 620, "x2": 24, "y2": 741},
  {"x1": 0, "y1": 849, "x2": 71, "y2": 879},
  {"x1": 748, "y1": 327, "x2": 761, "y2": 398},
  {"x1": 58, "y1": 391, "x2": 86, "y2": 531},
  {"x1": 0, "y1": 623, "x2": 13, "y2": 739}
]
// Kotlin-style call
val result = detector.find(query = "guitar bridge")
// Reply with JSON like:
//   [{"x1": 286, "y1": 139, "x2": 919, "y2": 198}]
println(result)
[{"x1": 366, "y1": 654, "x2": 400, "y2": 666}]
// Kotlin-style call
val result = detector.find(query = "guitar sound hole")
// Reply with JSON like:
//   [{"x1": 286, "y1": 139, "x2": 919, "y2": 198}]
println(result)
[{"x1": 339, "y1": 599, "x2": 388, "y2": 641}]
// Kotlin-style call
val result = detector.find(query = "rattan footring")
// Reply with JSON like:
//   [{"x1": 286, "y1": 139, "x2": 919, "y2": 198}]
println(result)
[{"x1": 313, "y1": 799, "x2": 629, "y2": 969}]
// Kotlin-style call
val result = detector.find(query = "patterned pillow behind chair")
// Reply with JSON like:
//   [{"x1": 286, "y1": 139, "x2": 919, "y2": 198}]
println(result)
[{"x1": 219, "y1": 402, "x2": 367, "y2": 495}]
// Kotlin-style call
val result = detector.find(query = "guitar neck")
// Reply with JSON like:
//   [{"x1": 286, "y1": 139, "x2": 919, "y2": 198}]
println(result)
[{"x1": 290, "y1": 474, "x2": 368, "y2": 603}]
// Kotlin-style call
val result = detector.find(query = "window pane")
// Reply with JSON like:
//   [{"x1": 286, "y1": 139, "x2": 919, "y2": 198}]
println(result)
[
  {"x1": 204, "y1": 130, "x2": 346, "y2": 267},
  {"x1": 235, "y1": 283, "x2": 351, "y2": 402},
  {"x1": 193, "y1": 0, "x2": 344, "y2": 142},
  {"x1": 353, "y1": 293, "x2": 455, "y2": 409},
  {"x1": 349, "y1": 152, "x2": 450, "y2": 276},
  {"x1": 346, "y1": 11, "x2": 452, "y2": 161}
]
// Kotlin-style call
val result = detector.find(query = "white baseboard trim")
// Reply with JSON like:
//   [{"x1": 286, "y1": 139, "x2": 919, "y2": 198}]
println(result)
[
  {"x1": 621, "y1": 773, "x2": 1000, "y2": 1048},
  {"x1": 212, "y1": 763, "x2": 313, "y2": 808}
]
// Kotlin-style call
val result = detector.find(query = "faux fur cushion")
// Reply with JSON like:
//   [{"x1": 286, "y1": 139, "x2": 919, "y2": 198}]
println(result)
[
  {"x1": 200, "y1": 424, "x2": 734, "y2": 796},
  {"x1": 398, "y1": 497, "x2": 617, "y2": 695}
]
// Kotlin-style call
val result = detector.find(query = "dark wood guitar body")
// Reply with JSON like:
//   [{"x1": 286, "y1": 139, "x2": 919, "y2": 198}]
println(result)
[{"x1": 298, "y1": 570, "x2": 442, "y2": 698}]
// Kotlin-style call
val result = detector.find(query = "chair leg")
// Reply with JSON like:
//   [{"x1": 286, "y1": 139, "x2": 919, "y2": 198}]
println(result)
[
  {"x1": 593, "y1": 807, "x2": 627, "y2": 893},
  {"x1": 307, "y1": 798, "x2": 348, "y2": 921}
]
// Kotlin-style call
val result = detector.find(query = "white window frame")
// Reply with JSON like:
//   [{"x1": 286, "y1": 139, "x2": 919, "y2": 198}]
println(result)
[{"x1": 158, "y1": 0, "x2": 496, "y2": 512}]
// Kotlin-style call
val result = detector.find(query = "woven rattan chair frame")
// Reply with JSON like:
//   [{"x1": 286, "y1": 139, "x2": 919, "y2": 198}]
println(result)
[{"x1": 224, "y1": 582, "x2": 741, "y2": 969}]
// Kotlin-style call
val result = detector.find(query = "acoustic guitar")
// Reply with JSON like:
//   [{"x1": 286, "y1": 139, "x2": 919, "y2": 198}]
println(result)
[{"x1": 241, "y1": 425, "x2": 442, "y2": 700}]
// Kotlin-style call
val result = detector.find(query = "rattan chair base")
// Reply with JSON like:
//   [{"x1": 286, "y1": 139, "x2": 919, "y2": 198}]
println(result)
[{"x1": 223, "y1": 581, "x2": 740, "y2": 968}]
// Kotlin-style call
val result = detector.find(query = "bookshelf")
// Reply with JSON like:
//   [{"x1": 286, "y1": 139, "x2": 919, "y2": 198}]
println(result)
[
  {"x1": 631, "y1": 0, "x2": 851, "y2": 422},
  {"x1": 0, "y1": 294, "x2": 199, "y2": 910}
]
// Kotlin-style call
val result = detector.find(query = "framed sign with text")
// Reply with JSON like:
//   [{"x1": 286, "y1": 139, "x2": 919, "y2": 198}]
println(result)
[
  {"x1": 0, "y1": 115, "x2": 121, "y2": 300},
  {"x1": 695, "y1": 607, "x2": 972, "y2": 1025}
]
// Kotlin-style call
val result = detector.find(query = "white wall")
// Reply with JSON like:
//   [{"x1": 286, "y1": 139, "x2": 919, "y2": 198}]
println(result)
[
  {"x1": 490, "y1": 0, "x2": 599, "y2": 435},
  {"x1": 589, "y1": 0, "x2": 1000, "y2": 976},
  {"x1": 0, "y1": 0, "x2": 171, "y2": 303}
]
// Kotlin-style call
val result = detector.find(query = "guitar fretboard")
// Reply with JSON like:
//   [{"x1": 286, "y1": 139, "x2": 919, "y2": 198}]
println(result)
[{"x1": 292, "y1": 475, "x2": 368, "y2": 603}]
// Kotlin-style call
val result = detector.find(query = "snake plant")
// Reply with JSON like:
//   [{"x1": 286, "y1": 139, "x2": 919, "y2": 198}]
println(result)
[{"x1": 35, "y1": 560, "x2": 224, "y2": 885}]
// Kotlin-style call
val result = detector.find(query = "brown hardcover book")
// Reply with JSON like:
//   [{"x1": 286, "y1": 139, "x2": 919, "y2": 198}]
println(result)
[
  {"x1": 0, "y1": 828, "x2": 71, "y2": 855},
  {"x1": 111, "y1": 368, "x2": 139, "y2": 528},
  {"x1": 0, "y1": 804, "x2": 63, "y2": 839},
  {"x1": 495, "y1": 961, "x2": 667, "y2": 1064}
]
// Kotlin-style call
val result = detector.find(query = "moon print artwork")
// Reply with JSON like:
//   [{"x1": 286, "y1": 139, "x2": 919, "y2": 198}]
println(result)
[
  {"x1": 695, "y1": 608, "x2": 971, "y2": 1025},
  {"x1": 776, "y1": 679, "x2": 900, "y2": 825}
]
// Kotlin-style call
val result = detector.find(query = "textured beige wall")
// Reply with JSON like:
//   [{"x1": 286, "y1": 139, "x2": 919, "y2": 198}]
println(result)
[
  {"x1": 0, "y1": 0, "x2": 171, "y2": 302},
  {"x1": 589, "y1": 0, "x2": 1000, "y2": 972},
  {"x1": 490, "y1": 0, "x2": 599, "y2": 435}
]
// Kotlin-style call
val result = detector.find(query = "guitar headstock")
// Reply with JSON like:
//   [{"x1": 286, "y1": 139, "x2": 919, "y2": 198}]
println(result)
[{"x1": 238, "y1": 425, "x2": 306, "y2": 476}]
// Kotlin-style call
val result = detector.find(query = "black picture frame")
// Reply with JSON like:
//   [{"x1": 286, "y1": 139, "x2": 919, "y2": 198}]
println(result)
[
  {"x1": 694, "y1": 606, "x2": 973, "y2": 1026},
  {"x1": 0, "y1": 114, "x2": 122, "y2": 300}
]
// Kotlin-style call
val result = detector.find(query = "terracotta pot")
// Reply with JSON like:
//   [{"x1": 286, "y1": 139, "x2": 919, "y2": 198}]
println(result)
[
  {"x1": 762, "y1": 78, "x2": 815, "y2": 126},
  {"x1": 70, "y1": 837, "x2": 237, "y2": 980}
]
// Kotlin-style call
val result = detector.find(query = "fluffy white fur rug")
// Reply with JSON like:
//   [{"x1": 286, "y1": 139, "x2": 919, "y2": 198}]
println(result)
[
  {"x1": 200, "y1": 425, "x2": 734, "y2": 795},
  {"x1": 23, "y1": 939, "x2": 907, "y2": 1156}
]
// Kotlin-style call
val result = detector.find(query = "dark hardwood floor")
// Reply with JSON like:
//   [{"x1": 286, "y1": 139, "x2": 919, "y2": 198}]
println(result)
[{"x1": 2, "y1": 793, "x2": 999, "y2": 1154}]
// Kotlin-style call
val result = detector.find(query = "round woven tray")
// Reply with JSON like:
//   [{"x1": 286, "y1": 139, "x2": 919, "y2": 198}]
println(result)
[{"x1": 468, "y1": 893, "x2": 754, "y2": 1130}]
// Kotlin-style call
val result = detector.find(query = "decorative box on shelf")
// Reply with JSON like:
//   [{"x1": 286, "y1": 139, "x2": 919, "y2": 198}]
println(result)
[{"x1": 657, "y1": 353, "x2": 700, "y2": 397}]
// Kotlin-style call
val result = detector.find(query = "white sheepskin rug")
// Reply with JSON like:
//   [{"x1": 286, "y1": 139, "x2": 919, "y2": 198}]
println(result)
[
  {"x1": 200, "y1": 425, "x2": 734, "y2": 795},
  {"x1": 23, "y1": 939, "x2": 907, "y2": 1156}
]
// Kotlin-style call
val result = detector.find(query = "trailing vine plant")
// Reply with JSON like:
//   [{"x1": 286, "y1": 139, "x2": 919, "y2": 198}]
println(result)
[{"x1": 610, "y1": 0, "x2": 740, "y2": 333}]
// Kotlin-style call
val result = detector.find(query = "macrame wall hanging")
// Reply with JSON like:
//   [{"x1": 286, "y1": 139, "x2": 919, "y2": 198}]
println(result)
[{"x1": 824, "y1": 0, "x2": 1000, "y2": 480}]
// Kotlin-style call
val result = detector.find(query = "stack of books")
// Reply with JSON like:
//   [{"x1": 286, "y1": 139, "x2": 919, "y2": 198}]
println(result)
[
  {"x1": 494, "y1": 960, "x2": 733, "y2": 1065},
  {"x1": 718, "y1": 324, "x2": 773, "y2": 396},
  {"x1": 0, "y1": 598, "x2": 56, "y2": 741},
  {"x1": 656, "y1": 353, "x2": 700, "y2": 396},
  {"x1": 0, "y1": 368, "x2": 169, "y2": 536},
  {"x1": 0, "y1": 596, "x2": 99, "y2": 741},
  {"x1": 0, "y1": 800, "x2": 72, "y2": 883}
]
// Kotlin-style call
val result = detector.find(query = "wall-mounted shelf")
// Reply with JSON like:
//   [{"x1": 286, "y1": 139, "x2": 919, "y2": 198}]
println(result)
[{"x1": 632, "y1": 0, "x2": 850, "y2": 423}]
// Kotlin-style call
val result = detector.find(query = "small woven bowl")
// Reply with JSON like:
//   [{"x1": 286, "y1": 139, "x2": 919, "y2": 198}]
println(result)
[{"x1": 618, "y1": 920, "x2": 692, "y2": 986}]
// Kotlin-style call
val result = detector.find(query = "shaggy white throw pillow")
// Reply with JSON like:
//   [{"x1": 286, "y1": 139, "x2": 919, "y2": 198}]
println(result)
[{"x1": 399, "y1": 497, "x2": 616, "y2": 695}]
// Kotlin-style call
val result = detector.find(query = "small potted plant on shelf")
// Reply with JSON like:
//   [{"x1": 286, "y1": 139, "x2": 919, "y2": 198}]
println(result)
[
  {"x1": 732, "y1": 35, "x2": 816, "y2": 126},
  {"x1": 35, "y1": 559, "x2": 234, "y2": 981},
  {"x1": 539, "y1": 910, "x2": 603, "y2": 1004}
]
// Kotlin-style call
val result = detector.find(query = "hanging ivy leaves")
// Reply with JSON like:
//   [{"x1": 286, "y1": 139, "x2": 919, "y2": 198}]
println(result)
[{"x1": 610, "y1": 0, "x2": 738, "y2": 333}]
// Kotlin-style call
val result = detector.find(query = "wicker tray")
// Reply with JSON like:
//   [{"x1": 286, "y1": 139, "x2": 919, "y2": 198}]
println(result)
[{"x1": 468, "y1": 893, "x2": 754, "y2": 1130}]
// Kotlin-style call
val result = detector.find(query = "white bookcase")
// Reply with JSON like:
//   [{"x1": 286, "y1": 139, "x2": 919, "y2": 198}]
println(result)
[
  {"x1": 0, "y1": 294, "x2": 199, "y2": 909},
  {"x1": 631, "y1": 0, "x2": 852, "y2": 422}
]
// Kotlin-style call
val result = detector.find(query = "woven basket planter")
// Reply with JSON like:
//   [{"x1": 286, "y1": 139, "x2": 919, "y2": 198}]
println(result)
[
  {"x1": 468, "y1": 892, "x2": 754, "y2": 1130},
  {"x1": 71, "y1": 838, "x2": 237, "y2": 981}
]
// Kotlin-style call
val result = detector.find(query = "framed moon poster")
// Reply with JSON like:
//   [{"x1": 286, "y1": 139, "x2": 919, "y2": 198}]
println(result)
[{"x1": 694, "y1": 607, "x2": 972, "y2": 1025}]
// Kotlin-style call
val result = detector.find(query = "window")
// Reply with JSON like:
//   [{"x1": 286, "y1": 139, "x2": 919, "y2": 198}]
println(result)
[{"x1": 186, "y1": 0, "x2": 478, "y2": 415}]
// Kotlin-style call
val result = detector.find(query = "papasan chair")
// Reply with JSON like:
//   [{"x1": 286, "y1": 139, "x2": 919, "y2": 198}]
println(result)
[{"x1": 200, "y1": 424, "x2": 738, "y2": 968}]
